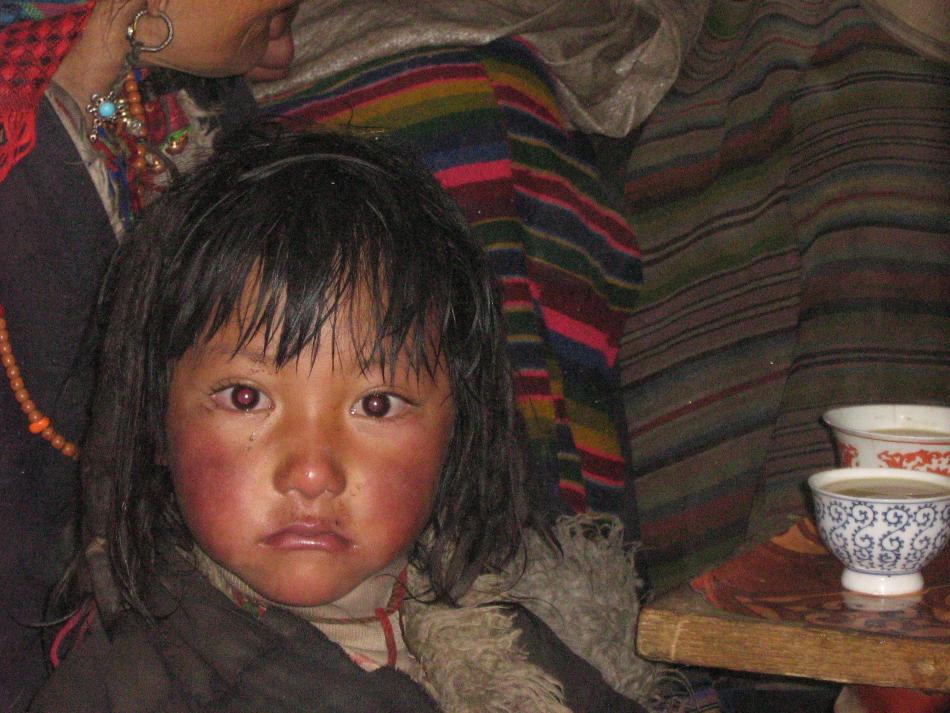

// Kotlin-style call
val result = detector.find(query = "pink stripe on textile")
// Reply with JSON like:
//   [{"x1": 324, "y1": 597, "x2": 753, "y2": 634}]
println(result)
[
  {"x1": 515, "y1": 180, "x2": 640, "y2": 258},
  {"x1": 580, "y1": 442, "x2": 626, "y2": 466},
  {"x1": 540, "y1": 306, "x2": 616, "y2": 365},
  {"x1": 522, "y1": 168, "x2": 638, "y2": 241},
  {"x1": 516, "y1": 368, "x2": 552, "y2": 379},
  {"x1": 559, "y1": 480, "x2": 587, "y2": 513},
  {"x1": 434, "y1": 159, "x2": 512, "y2": 188},
  {"x1": 628, "y1": 370, "x2": 787, "y2": 438},
  {"x1": 492, "y1": 84, "x2": 562, "y2": 129},
  {"x1": 581, "y1": 469, "x2": 624, "y2": 488}
]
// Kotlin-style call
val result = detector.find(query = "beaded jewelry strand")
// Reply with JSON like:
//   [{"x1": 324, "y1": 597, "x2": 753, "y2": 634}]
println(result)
[
  {"x1": 2, "y1": 12, "x2": 187, "y2": 463},
  {"x1": 88, "y1": 67, "x2": 189, "y2": 230},
  {"x1": 0, "y1": 305, "x2": 79, "y2": 460},
  {"x1": 85, "y1": 10, "x2": 189, "y2": 230},
  {"x1": 4, "y1": 73, "x2": 187, "y2": 461}
]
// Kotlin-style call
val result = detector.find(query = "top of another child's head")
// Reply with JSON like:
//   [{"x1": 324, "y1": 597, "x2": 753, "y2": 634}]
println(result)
[{"x1": 85, "y1": 122, "x2": 539, "y2": 615}]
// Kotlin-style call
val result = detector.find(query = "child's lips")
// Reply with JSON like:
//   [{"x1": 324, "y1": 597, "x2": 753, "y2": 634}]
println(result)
[{"x1": 263, "y1": 522, "x2": 351, "y2": 552}]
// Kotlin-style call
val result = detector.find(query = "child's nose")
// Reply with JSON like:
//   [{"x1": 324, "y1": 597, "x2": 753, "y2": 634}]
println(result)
[{"x1": 273, "y1": 438, "x2": 345, "y2": 499}]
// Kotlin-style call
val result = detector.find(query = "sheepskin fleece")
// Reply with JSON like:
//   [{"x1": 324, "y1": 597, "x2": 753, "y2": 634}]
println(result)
[{"x1": 402, "y1": 515, "x2": 657, "y2": 713}]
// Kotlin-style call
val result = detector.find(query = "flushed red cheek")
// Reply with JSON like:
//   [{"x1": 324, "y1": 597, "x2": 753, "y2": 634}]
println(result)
[
  {"x1": 366, "y1": 473, "x2": 432, "y2": 521},
  {"x1": 169, "y1": 426, "x2": 260, "y2": 550},
  {"x1": 357, "y1": 453, "x2": 442, "y2": 550}
]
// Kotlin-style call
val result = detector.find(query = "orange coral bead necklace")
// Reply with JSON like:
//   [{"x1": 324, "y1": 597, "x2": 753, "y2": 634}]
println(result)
[
  {"x1": 2, "y1": 66, "x2": 187, "y2": 463},
  {"x1": 0, "y1": 304, "x2": 79, "y2": 460}
]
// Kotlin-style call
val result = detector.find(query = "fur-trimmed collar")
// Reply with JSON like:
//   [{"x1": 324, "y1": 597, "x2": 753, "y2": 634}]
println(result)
[{"x1": 402, "y1": 515, "x2": 658, "y2": 713}]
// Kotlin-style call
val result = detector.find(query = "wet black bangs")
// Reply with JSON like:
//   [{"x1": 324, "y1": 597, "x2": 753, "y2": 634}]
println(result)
[{"x1": 157, "y1": 155, "x2": 464, "y2": 382}]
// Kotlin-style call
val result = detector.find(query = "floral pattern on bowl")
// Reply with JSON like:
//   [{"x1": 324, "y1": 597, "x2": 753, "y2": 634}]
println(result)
[
  {"x1": 823, "y1": 404, "x2": 950, "y2": 476},
  {"x1": 809, "y1": 468, "x2": 950, "y2": 596},
  {"x1": 812, "y1": 497, "x2": 950, "y2": 574}
]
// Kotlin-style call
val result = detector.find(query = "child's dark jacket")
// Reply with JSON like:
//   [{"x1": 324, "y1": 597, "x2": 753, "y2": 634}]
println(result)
[{"x1": 32, "y1": 518, "x2": 655, "y2": 713}]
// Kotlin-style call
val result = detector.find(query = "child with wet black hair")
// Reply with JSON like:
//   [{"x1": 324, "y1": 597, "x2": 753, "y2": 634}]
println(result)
[{"x1": 33, "y1": 123, "x2": 654, "y2": 713}]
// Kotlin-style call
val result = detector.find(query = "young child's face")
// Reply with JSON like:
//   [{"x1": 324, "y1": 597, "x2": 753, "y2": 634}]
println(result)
[{"x1": 164, "y1": 312, "x2": 455, "y2": 607}]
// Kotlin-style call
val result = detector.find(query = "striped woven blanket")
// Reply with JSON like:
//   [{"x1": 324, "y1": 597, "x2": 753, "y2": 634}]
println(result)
[
  {"x1": 258, "y1": 39, "x2": 642, "y2": 514},
  {"x1": 620, "y1": 0, "x2": 950, "y2": 589}
]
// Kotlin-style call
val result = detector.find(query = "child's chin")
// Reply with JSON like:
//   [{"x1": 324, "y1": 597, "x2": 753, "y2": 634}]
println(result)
[{"x1": 256, "y1": 581, "x2": 354, "y2": 609}]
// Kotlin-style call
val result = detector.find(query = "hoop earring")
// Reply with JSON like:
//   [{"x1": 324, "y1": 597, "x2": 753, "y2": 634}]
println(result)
[{"x1": 126, "y1": 9, "x2": 174, "y2": 57}]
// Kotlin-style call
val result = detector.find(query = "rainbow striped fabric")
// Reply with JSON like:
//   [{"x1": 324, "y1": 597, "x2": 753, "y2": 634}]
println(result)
[
  {"x1": 620, "y1": 0, "x2": 950, "y2": 590},
  {"x1": 258, "y1": 39, "x2": 642, "y2": 514}
]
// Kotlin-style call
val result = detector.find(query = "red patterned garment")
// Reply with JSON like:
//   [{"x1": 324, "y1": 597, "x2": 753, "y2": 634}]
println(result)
[{"x1": 0, "y1": 1, "x2": 94, "y2": 183}]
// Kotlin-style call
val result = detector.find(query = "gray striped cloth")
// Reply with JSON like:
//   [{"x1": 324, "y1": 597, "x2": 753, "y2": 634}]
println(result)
[{"x1": 618, "y1": 0, "x2": 950, "y2": 591}]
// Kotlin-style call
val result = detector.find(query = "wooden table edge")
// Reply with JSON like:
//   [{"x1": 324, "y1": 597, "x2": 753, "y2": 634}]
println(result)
[{"x1": 635, "y1": 587, "x2": 950, "y2": 692}]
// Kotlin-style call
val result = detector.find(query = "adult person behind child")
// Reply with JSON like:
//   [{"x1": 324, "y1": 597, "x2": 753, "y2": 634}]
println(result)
[{"x1": 0, "y1": 1, "x2": 298, "y2": 708}]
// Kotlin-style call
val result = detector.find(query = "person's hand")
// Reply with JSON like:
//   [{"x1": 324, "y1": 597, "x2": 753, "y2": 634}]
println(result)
[{"x1": 246, "y1": 5, "x2": 298, "y2": 83}]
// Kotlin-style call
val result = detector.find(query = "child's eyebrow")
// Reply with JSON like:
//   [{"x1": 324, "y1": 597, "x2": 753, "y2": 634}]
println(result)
[{"x1": 200, "y1": 344, "x2": 274, "y2": 367}]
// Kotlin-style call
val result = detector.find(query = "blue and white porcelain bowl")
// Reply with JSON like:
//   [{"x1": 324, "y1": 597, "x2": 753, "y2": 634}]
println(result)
[{"x1": 808, "y1": 468, "x2": 950, "y2": 596}]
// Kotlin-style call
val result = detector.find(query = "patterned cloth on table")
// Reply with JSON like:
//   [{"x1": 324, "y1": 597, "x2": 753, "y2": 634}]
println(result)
[
  {"x1": 619, "y1": 0, "x2": 950, "y2": 590},
  {"x1": 259, "y1": 38, "x2": 643, "y2": 513}
]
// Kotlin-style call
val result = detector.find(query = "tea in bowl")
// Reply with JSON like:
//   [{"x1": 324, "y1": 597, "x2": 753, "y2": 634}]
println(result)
[
  {"x1": 823, "y1": 404, "x2": 950, "y2": 475},
  {"x1": 808, "y1": 467, "x2": 950, "y2": 596}
]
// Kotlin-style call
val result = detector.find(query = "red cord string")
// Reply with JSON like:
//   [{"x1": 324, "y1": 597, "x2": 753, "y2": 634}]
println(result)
[
  {"x1": 374, "y1": 607, "x2": 398, "y2": 667},
  {"x1": 50, "y1": 601, "x2": 96, "y2": 668}
]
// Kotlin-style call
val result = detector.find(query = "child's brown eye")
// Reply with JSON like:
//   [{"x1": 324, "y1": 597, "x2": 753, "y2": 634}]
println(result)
[
  {"x1": 231, "y1": 386, "x2": 260, "y2": 411},
  {"x1": 351, "y1": 392, "x2": 412, "y2": 419},
  {"x1": 211, "y1": 385, "x2": 271, "y2": 412},
  {"x1": 360, "y1": 393, "x2": 391, "y2": 418}
]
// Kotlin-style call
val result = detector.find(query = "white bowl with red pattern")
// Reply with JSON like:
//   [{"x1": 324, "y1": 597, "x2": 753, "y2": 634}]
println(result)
[{"x1": 823, "y1": 404, "x2": 950, "y2": 476}]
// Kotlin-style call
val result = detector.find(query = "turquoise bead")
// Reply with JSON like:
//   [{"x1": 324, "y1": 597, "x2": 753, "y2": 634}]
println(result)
[{"x1": 98, "y1": 100, "x2": 117, "y2": 119}]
